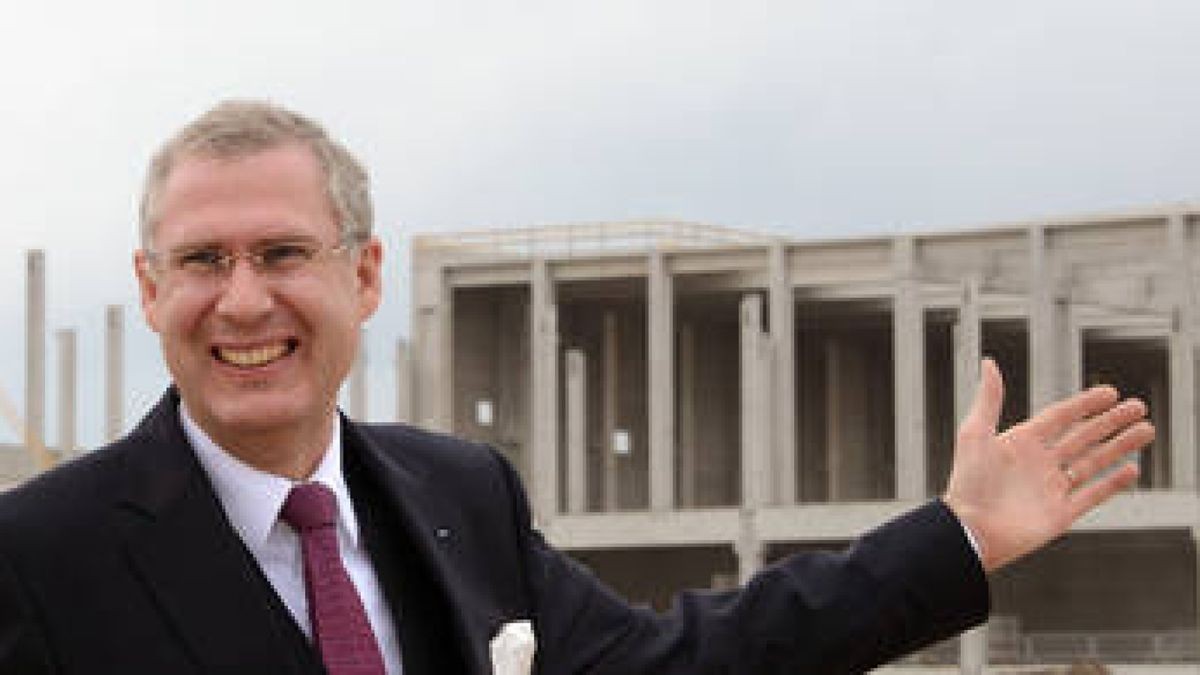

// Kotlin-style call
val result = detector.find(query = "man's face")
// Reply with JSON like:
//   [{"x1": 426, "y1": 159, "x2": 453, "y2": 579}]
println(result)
[{"x1": 134, "y1": 143, "x2": 381, "y2": 455}]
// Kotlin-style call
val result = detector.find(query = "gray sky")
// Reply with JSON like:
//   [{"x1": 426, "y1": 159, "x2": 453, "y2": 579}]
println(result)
[{"x1": 5, "y1": 1, "x2": 1200, "y2": 447}]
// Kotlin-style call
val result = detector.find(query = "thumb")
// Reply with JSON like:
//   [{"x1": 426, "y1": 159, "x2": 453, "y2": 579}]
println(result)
[{"x1": 962, "y1": 358, "x2": 1004, "y2": 436}]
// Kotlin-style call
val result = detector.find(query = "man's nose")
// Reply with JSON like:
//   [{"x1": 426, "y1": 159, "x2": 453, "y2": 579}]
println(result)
[{"x1": 214, "y1": 259, "x2": 274, "y2": 321}]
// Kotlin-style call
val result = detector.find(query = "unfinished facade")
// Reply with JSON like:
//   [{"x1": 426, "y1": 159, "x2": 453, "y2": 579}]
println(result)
[{"x1": 410, "y1": 213, "x2": 1200, "y2": 671}]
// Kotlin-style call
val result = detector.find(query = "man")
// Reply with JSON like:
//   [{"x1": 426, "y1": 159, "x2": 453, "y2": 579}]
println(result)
[{"x1": 0, "y1": 101, "x2": 1153, "y2": 674}]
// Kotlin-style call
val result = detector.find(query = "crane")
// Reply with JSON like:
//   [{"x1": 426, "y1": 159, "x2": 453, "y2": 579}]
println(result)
[{"x1": 0, "y1": 384, "x2": 57, "y2": 472}]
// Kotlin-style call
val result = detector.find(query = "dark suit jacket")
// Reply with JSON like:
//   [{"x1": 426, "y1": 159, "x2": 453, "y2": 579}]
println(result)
[{"x1": 0, "y1": 390, "x2": 989, "y2": 674}]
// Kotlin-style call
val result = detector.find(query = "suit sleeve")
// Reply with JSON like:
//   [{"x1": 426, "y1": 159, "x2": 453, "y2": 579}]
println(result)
[
  {"x1": 0, "y1": 549, "x2": 57, "y2": 674},
  {"x1": 492, "y1": 457, "x2": 990, "y2": 674}
]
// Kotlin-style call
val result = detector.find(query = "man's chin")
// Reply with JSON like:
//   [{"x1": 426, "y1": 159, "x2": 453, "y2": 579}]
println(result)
[{"x1": 197, "y1": 393, "x2": 318, "y2": 438}]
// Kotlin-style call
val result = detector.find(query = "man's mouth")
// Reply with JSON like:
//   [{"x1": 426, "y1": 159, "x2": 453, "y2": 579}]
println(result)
[{"x1": 212, "y1": 339, "x2": 299, "y2": 368}]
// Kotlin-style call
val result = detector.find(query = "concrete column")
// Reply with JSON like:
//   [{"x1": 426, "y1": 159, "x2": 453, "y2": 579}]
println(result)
[
  {"x1": 603, "y1": 311, "x2": 619, "y2": 511},
  {"x1": 495, "y1": 296, "x2": 527, "y2": 449},
  {"x1": 395, "y1": 338, "x2": 411, "y2": 424},
  {"x1": 648, "y1": 252, "x2": 675, "y2": 511},
  {"x1": 740, "y1": 294, "x2": 769, "y2": 509},
  {"x1": 769, "y1": 244, "x2": 797, "y2": 504},
  {"x1": 1168, "y1": 214, "x2": 1197, "y2": 490},
  {"x1": 958, "y1": 623, "x2": 987, "y2": 675},
  {"x1": 105, "y1": 304, "x2": 124, "y2": 442},
  {"x1": 736, "y1": 509, "x2": 764, "y2": 584},
  {"x1": 825, "y1": 337, "x2": 875, "y2": 500},
  {"x1": 678, "y1": 322, "x2": 697, "y2": 508},
  {"x1": 1029, "y1": 226, "x2": 1067, "y2": 413},
  {"x1": 954, "y1": 275, "x2": 983, "y2": 427},
  {"x1": 1151, "y1": 374, "x2": 1169, "y2": 487},
  {"x1": 347, "y1": 329, "x2": 367, "y2": 421},
  {"x1": 1193, "y1": 527, "x2": 1200, "y2": 658},
  {"x1": 56, "y1": 329, "x2": 76, "y2": 458},
  {"x1": 1065, "y1": 309, "x2": 1085, "y2": 394},
  {"x1": 530, "y1": 258, "x2": 559, "y2": 521},
  {"x1": 25, "y1": 251, "x2": 45, "y2": 457},
  {"x1": 825, "y1": 339, "x2": 843, "y2": 502},
  {"x1": 411, "y1": 264, "x2": 452, "y2": 431},
  {"x1": 893, "y1": 236, "x2": 927, "y2": 500},
  {"x1": 565, "y1": 349, "x2": 587, "y2": 514}
]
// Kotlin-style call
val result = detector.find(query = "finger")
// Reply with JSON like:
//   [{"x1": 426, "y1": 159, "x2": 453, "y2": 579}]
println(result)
[
  {"x1": 1023, "y1": 385, "x2": 1120, "y2": 442},
  {"x1": 1055, "y1": 398, "x2": 1148, "y2": 464},
  {"x1": 1067, "y1": 462, "x2": 1140, "y2": 523},
  {"x1": 961, "y1": 358, "x2": 1004, "y2": 436},
  {"x1": 1066, "y1": 420, "x2": 1155, "y2": 486}
]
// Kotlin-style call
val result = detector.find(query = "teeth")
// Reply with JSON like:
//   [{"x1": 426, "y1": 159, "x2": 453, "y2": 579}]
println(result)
[{"x1": 217, "y1": 342, "x2": 290, "y2": 367}]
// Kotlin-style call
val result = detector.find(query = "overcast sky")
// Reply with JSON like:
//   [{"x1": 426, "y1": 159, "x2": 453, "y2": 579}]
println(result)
[{"x1": 4, "y1": 1, "x2": 1200, "y2": 447}]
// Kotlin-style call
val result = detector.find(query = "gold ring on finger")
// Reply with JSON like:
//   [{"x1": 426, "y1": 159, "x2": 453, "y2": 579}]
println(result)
[{"x1": 1062, "y1": 464, "x2": 1080, "y2": 486}]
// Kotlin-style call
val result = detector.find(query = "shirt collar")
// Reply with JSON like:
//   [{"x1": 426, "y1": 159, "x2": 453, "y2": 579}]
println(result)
[{"x1": 180, "y1": 403, "x2": 361, "y2": 553}]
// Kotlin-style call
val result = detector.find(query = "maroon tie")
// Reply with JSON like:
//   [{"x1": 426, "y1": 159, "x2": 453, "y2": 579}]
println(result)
[{"x1": 280, "y1": 483, "x2": 386, "y2": 675}]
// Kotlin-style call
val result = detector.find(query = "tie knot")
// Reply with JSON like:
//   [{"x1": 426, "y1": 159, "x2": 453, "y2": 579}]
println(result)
[{"x1": 281, "y1": 482, "x2": 337, "y2": 531}]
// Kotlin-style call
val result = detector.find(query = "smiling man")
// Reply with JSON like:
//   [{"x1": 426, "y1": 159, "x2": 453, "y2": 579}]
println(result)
[
  {"x1": 0, "y1": 101, "x2": 1154, "y2": 675},
  {"x1": 136, "y1": 138, "x2": 381, "y2": 480}
]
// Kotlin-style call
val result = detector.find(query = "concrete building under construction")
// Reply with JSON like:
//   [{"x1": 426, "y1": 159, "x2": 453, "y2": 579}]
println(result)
[{"x1": 408, "y1": 211, "x2": 1200, "y2": 670}]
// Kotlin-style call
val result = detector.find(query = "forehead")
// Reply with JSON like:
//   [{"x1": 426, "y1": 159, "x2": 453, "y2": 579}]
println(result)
[{"x1": 153, "y1": 143, "x2": 337, "y2": 247}]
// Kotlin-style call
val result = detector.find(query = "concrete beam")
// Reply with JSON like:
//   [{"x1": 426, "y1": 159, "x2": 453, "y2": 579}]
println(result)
[
  {"x1": 1071, "y1": 491, "x2": 1198, "y2": 530},
  {"x1": 542, "y1": 508, "x2": 741, "y2": 550},
  {"x1": 105, "y1": 304, "x2": 124, "y2": 442},
  {"x1": 756, "y1": 501, "x2": 922, "y2": 542},
  {"x1": 769, "y1": 244, "x2": 797, "y2": 505},
  {"x1": 56, "y1": 329, "x2": 76, "y2": 458},
  {"x1": 25, "y1": 251, "x2": 45, "y2": 455},
  {"x1": 893, "y1": 237, "x2": 927, "y2": 500},
  {"x1": 648, "y1": 252, "x2": 675, "y2": 511}
]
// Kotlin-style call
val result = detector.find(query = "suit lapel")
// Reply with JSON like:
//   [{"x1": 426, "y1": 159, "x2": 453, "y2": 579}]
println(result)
[
  {"x1": 344, "y1": 421, "x2": 495, "y2": 675},
  {"x1": 116, "y1": 391, "x2": 317, "y2": 675}
]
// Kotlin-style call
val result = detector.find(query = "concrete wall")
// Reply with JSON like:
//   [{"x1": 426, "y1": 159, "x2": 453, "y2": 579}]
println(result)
[
  {"x1": 795, "y1": 301, "x2": 895, "y2": 502},
  {"x1": 677, "y1": 293, "x2": 742, "y2": 508},
  {"x1": 992, "y1": 530, "x2": 1196, "y2": 633},
  {"x1": 558, "y1": 291, "x2": 650, "y2": 511},
  {"x1": 1083, "y1": 337, "x2": 1171, "y2": 488},
  {"x1": 451, "y1": 287, "x2": 531, "y2": 480}
]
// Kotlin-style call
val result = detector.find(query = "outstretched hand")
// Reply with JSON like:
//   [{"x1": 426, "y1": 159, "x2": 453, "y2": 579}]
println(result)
[{"x1": 942, "y1": 358, "x2": 1154, "y2": 572}]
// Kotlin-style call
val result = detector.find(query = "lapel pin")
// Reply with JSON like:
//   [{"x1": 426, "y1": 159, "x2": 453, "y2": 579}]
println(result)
[{"x1": 435, "y1": 527, "x2": 451, "y2": 540}]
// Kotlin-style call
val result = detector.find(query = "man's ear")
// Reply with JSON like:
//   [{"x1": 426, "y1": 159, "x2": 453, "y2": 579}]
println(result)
[
  {"x1": 355, "y1": 237, "x2": 383, "y2": 321},
  {"x1": 133, "y1": 249, "x2": 162, "y2": 333}
]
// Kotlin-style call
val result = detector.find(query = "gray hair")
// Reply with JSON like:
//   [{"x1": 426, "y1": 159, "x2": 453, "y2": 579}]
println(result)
[{"x1": 139, "y1": 100, "x2": 372, "y2": 248}]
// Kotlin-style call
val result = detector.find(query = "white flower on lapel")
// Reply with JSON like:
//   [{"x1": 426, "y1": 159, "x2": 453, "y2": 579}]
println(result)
[{"x1": 489, "y1": 619, "x2": 536, "y2": 675}]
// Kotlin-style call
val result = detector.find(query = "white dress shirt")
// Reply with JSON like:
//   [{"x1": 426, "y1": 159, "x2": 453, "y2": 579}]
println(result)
[{"x1": 181, "y1": 404, "x2": 404, "y2": 674}]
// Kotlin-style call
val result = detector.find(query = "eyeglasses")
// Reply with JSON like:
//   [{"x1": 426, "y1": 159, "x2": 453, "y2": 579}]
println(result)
[{"x1": 146, "y1": 236, "x2": 362, "y2": 283}]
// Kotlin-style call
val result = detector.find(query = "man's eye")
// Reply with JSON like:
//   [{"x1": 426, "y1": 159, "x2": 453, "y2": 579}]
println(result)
[
  {"x1": 259, "y1": 243, "x2": 313, "y2": 268},
  {"x1": 176, "y1": 249, "x2": 225, "y2": 270}
]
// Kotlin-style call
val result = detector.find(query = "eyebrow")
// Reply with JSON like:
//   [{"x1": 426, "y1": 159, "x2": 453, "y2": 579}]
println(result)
[{"x1": 164, "y1": 235, "x2": 323, "y2": 255}]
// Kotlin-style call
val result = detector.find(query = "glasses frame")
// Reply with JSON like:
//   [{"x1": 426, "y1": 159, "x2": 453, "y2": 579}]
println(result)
[{"x1": 144, "y1": 232, "x2": 366, "y2": 284}]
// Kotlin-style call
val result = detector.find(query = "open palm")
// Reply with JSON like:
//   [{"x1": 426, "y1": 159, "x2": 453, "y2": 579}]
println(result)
[{"x1": 942, "y1": 359, "x2": 1154, "y2": 572}]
